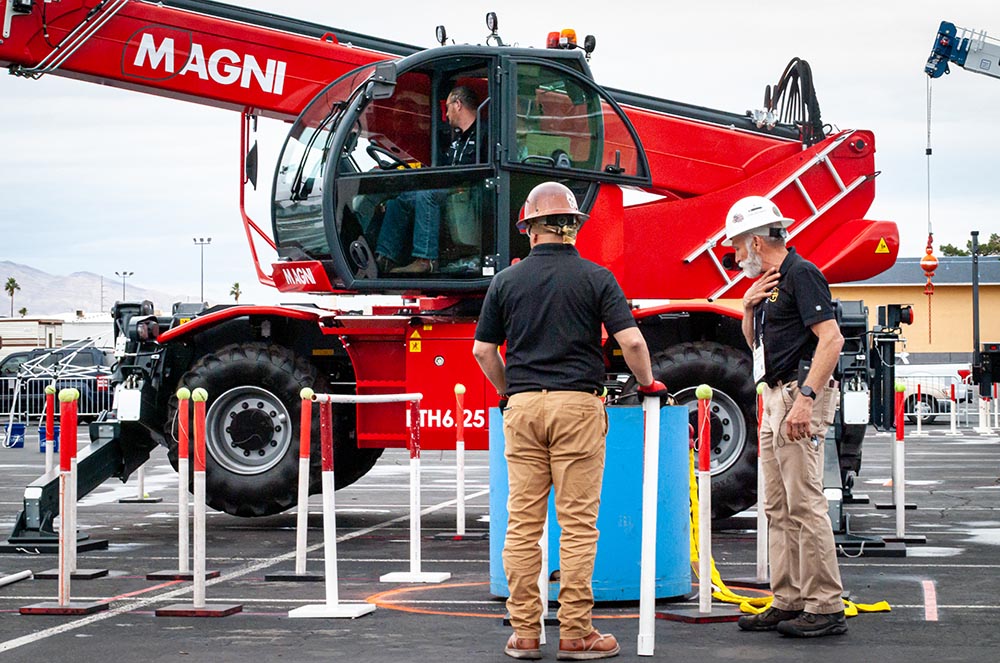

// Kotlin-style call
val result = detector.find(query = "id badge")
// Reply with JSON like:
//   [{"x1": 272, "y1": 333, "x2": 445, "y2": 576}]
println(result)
[{"x1": 753, "y1": 343, "x2": 766, "y2": 383}]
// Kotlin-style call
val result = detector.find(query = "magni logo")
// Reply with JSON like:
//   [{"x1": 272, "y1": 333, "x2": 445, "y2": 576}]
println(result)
[{"x1": 121, "y1": 26, "x2": 287, "y2": 95}]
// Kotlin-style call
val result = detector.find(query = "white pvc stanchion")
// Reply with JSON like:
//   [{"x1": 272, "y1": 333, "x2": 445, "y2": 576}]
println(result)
[
  {"x1": 0, "y1": 570, "x2": 32, "y2": 588},
  {"x1": 289, "y1": 396, "x2": 374, "y2": 618},
  {"x1": 976, "y1": 398, "x2": 993, "y2": 434},
  {"x1": 156, "y1": 388, "x2": 241, "y2": 617},
  {"x1": 538, "y1": 514, "x2": 549, "y2": 646},
  {"x1": 119, "y1": 464, "x2": 162, "y2": 503},
  {"x1": 994, "y1": 384, "x2": 999, "y2": 429},
  {"x1": 947, "y1": 384, "x2": 960, "y2": 436},
  {"x1": 912, "y1": 384, "x2": 928, "y2": 437},
  {"x1": 381, "y1": 396, "x2": 450, "y2": 583},
  {"x1": 637, "y1": 395, "x2": 659, "y2": 657}
]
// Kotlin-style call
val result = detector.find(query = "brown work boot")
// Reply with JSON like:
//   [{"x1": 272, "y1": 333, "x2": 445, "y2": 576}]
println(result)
[
  {"x1": 737, "y1": 606, "x2": 803, "y2": 631},
  {"x1": 391, "y1": 257, "x2": 437, "y2": 274},
  {"x1": 557, "y1": 630, "x2": 620, "y2": 660},
  {"x1": 504, "y1": 633, "x2": 541, "y2": 660}
]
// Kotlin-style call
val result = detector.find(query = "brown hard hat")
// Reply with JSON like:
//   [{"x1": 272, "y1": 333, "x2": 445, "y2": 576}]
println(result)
[{"x1": 517, "y1": 181, "x2": 588, "y2": 231}]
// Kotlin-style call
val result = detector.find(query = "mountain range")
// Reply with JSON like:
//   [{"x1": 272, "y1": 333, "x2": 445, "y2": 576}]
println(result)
[{"x1": 1, "y1": 261, "x2": 190, "y2": 318}]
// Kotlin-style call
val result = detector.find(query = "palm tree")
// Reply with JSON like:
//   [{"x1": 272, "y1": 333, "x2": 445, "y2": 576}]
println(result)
[
  {"x1": 230, "y1": 282, "x2": 242, "y2": 304},
  {"x1": 4, "y1": 277, "x2": 19, "y2": 318},
  {"x1": 17, "y1": 307, "x2": 27, "y2": 318}
]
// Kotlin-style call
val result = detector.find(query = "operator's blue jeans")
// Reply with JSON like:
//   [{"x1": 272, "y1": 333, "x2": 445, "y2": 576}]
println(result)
[{"x1": 376, "y1": 189, "x2": 446, "y2": 262}]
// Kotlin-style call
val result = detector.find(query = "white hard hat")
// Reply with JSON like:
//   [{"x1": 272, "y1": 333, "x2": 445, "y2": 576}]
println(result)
[{"x1": 721, "y1": 196, "x2": 794, "y2": 247}]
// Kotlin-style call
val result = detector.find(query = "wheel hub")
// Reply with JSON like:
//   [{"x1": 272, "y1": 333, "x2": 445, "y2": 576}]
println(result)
[{"x1": 206, "y1": 386, "x2": 293, "y2": 475}]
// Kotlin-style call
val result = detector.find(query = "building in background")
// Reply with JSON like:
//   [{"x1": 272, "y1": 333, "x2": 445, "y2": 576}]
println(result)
[{"x1": 0, "y1": 318, "x2": 63, "y2": 360}]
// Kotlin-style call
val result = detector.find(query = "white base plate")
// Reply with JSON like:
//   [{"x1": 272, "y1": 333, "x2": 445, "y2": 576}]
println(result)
[
  {"x1": 287, "y1": 603, "x2": 375, "y2": 619},
  {"x1": 379, "y1": 571, "x2": 451, "y2": 584}
]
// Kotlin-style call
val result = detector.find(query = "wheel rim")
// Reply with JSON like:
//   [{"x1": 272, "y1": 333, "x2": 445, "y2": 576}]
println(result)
[
  {"x1": 206, "y1": 386, "x2": 293, "y2": 475},
  {"x1": 674, "y1": 386, "x2": 748, "y2": 476}
]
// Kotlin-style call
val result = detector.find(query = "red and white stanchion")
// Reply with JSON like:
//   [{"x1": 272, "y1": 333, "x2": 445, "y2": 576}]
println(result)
[
  {"x1": 435, "y1": 384, "x2": 488, "y2": 542},
  {"x1": 43, "y1": 385, "x2": 56, "y2": 475},
  {"x1": 994, "y1": 384, "x2": 999, "y2": 429},
  {"x1": 266, "y1": 388, "x2": 324, "y2": 582},
  {"x1": 976, "y1": 391, "x2": 993, "y2": 434},
  {"x1": 22, "y1": 389, "x2": 109, "y2": 615},
  {"x1": 658, "y1": 385, "x2": 741, "y2": 624},
  {"x1": 157, "y1": 388, "x2": 242, "y2": 617},
  {"x1": 637, "y1": 391, "x2": 660, "y2": 656},
  {"x1": 884, "y1": 382, "x2": 926, "y2": 545},
  {"x1": 148, "y1": 388, "x2": 218, "y2": 581},
  {"x1": 912, "y1": 383, "x2": 928, "y2": 437},
  {"x1": 947, "y1": 383, "x2": 961, "y2": 436},
  {"x1": 696, "y1": 386, "x2": 713, "y2": 614},
  {"x1": 382, "y1": 395, "x2": 451, "y2": 583},
  {"x1": 289, "y1": 394, "x2": 375, "y2": 618}
]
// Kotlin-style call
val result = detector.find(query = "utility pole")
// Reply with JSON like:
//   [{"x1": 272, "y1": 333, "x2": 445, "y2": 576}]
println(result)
[
  {"x1": 115, "y1": 270, "x2": 133, "y2": 301},
  {"x1": 193, "y1": 237, "x2": 212, "y2": 303},
  {"x1": 972, "y1": 231, "x2": 983, "y2": 395}
]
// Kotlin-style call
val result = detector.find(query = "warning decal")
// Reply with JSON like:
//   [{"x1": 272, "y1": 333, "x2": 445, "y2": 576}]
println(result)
[
  {"x1": 409, "y1": 330, "x2": 422, "y2": 353},
  {"x1": 875, "y1": 238, "x2": 890, "y2": 254}
]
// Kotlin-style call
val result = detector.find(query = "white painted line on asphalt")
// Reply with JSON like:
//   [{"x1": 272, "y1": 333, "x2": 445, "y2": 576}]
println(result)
[
  {"x1": 922, "y1": 580, "x2": 939, "y2": 621},
  {"x1": 0, "y1": 488, "x2": 488, "y2": 654}
]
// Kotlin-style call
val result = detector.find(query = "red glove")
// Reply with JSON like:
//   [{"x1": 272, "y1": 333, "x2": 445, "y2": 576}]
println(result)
[{"x1": 637, "y1": 380, "x2": 670, "y2": 400}]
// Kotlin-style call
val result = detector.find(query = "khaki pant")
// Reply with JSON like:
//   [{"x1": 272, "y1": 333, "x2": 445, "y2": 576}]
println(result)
[
  {"x1": 760, "y1": 382, "x2": 844, "y2": 614},
  {"x1": 502, "y1": 390, "x2": 608, "y2": 640}
]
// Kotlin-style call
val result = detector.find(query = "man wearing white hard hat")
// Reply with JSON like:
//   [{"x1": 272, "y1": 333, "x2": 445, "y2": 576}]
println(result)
[{"x1": 723, "y1": 196, "x2": 848, "y2": 638}]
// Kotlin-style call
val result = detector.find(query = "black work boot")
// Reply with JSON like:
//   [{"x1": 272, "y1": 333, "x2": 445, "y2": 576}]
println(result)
[
  {"x1": 776, "y1": 610, "x2": 848, "y2": 637},
  {"x1": 737, "y1": 606, "x2": 803, "y2": 631}
]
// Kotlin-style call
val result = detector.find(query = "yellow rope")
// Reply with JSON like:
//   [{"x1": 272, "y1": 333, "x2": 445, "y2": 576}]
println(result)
[{"x1": 687, "y1": 448, "x2": 890, "y2": 616}]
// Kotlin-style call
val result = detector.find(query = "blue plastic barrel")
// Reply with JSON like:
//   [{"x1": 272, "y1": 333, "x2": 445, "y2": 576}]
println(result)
[
  {"x1": 489, "y1": 405, "x2": 691, "y2": 601},
  {"x1": 2, "y1": 423, "x2": 26, "y2": 449},
  {"x1": 39, "y1": 425, "x2": 60, "y2": 453}
]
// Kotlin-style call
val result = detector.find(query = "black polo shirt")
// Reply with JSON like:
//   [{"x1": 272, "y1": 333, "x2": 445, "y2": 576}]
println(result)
[
  {"x1": 754, "y1": 247, "x2": 835, "y2": 387},
  {"x1": 474, "y1": 243, "x2": 636, "y2": 395}
]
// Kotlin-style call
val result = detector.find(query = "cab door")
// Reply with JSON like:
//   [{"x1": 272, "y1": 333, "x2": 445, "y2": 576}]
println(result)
[
  {"x1": 322, "y1": 55, "x2": 500, "y2": 291},
  {"x1": 499, "y1": 56, "x2": 651, "y2": 264}
]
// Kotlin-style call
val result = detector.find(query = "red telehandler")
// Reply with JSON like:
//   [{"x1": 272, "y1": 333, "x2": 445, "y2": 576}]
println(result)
[{"x1": 0, "y1": 0, "x2": 898, "y2": 543}]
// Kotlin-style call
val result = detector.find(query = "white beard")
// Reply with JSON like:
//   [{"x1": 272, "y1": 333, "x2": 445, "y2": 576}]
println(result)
[{"x1": 741, "y1": 241, "x2": 763, "y2": 278}]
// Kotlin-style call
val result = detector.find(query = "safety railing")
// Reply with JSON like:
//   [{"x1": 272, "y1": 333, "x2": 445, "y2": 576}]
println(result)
[
  {"x1": 897, "y1": 373, "x2": 973, "y2": 426},
  {"x1": 1, "y1": 376, "x2": 112, "y2": 421}
]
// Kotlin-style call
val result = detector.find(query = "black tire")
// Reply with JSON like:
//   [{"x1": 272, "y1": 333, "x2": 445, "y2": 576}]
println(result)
[
  {"x1": 905, "y1": 394, "x2": 937, "y2": 425},
  {"x1": 624, "y1": 341, "x2": 758, "y2": 520},
  {"x1": 164, "y1": 343, "x2": 382, "y2": 517}
]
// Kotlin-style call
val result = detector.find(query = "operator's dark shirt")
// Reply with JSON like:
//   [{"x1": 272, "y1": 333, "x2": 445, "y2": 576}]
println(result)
[
  {"x1": 475, "y1": 243, "x2": 637, "y2": 395},
  {"x1": 753, "y1": 247, "x2": 835, "y2": 387},
  {"x1": 444, "y1": 122, "x2": 487, "y2": 166}
]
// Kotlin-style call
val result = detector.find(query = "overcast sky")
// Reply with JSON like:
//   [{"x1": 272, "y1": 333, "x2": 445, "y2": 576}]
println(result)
[{"x1": 1, "y1": 0, "x2": 998, "y2": 307}]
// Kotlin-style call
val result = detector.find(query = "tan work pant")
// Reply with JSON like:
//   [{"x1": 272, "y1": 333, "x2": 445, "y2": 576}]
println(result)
[
  {"x1": 502, "y1": 390, "x2": 608, "y2": 640},
  {"x1": 760, "y1": 382, "x2": 844, "y2": 614}
]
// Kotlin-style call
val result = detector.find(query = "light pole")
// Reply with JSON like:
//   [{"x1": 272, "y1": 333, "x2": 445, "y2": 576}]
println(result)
[
  {"x1": 193, "y1": 237, "x2": 212, "y2": 303},
  {"x1": 115, "y1": 270, "x2": 133, "y2": 301}
]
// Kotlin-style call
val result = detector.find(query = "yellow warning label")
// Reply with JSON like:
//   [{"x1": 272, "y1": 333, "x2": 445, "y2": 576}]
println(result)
[
  {"x1": 179, "y1": 317, "x2": 191, "y2": 325},
  {"x1": 423, "y1": 324, "x2": 433, "y2": 331},
  {"x1": 875, "y1": 237, "x2": 890, "y2": 254},
  {"x1": 409, "y1": 330, "x2": 421, "y2": 352}
]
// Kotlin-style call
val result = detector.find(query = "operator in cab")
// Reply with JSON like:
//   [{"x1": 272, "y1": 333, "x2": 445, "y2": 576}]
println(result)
[{"x1": 375, "y1": 85, "x2": 486, "y2": 274}]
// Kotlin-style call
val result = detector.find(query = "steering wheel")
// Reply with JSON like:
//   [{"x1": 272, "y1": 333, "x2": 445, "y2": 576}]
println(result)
[{"x1": 366, "y1": 144, "x2": 408, "y2": 170}]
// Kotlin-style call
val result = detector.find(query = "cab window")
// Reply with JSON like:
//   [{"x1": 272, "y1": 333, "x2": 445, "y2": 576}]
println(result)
[{"x1": 509, "y1": 62, "x2": 645, "y2": 180}]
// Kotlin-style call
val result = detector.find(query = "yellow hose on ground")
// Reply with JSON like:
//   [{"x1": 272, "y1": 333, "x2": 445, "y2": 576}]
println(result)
[{"x1": 687, "y1": 449, "x2": 890, "y2": 616}]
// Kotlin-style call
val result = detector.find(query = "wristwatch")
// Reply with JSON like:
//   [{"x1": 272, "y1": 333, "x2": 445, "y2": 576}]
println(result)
[{"x1": 799, "y1": 385, "x2": 817, "y2": 400}]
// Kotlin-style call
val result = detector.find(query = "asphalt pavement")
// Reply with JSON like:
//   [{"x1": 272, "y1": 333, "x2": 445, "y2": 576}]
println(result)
[{"x1": 1, "y1": 420, "x2": 999, "y2": 662}]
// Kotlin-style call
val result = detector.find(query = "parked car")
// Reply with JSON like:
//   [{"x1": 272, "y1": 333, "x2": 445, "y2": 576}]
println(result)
[
  {"x1": 0, "y1": 346, "x2": 115, "y2": 420},
  {"x1": 895, "y1": 362, "x2": 971, "y2": 424}
]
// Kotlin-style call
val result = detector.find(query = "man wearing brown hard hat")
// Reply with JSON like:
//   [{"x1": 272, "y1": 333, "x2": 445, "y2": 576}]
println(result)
[{"x1": 473, "y1": 181, "x2": 667, "y2": 659}]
